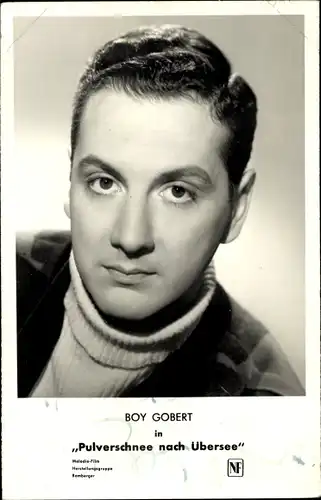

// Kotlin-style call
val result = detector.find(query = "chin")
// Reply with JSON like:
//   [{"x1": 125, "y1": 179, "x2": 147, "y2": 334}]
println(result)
[
  {"x1": 107, "y1": 308, "x2": 158, "y2": 322},
  {"x1": 95, "y1": 298, "x2": 159, "y2": 322}
]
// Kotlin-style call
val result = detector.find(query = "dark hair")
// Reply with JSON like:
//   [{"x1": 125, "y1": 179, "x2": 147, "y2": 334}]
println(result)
[{"x1": 70, "y1": 25, "x2": 257, "y2": 186}]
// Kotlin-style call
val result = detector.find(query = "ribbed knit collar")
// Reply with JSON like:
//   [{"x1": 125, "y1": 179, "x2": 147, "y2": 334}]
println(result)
[{"x1": 64, "y1": 252, "x2": 216, "y2": 370}]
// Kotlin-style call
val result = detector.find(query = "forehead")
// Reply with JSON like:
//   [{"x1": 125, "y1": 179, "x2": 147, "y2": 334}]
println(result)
[{"x1": 75, "y1": 89, "x2": 229, "y2": 173}]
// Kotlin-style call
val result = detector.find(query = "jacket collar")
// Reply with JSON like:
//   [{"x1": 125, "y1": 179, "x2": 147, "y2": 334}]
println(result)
[{"x1": 17, "y1": 240, "x2": 71, "y2": 397}]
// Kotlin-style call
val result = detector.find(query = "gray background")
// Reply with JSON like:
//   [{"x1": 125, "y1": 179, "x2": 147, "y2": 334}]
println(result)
[{"x1": 14, "y1": 15, "x2": 305, "y2": 386}]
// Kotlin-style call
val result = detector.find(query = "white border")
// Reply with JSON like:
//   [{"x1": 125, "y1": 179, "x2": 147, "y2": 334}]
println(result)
[
  {"x1": 1, "y1": 2, "x2": 320, "y2": 499},
  {"x1": 1, "y1": 1, "x2": 319, "y2": 17}
]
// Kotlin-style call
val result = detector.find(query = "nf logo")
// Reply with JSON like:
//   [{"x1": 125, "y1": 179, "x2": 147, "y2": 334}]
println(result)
[{"x1": 227, "y1": 458, "x2": 244, "y2": 477}]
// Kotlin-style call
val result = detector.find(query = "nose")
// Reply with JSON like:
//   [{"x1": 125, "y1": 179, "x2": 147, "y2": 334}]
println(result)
[{"x1": 110, "y1": 195, "x2": 155, "y2": 256}]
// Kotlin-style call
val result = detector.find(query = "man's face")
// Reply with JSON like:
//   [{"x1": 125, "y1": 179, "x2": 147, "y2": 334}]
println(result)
[{"x1": 69, "y1": 90, "x2": 231, "y2": 320}]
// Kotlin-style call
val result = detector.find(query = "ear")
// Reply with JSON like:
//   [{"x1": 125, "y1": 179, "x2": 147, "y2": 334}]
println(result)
[
  {"x1": 64, "y1": 188, "x2": 71, "y2": 220},
  {"x1": 222, "y1": 169, "x2": 256, "y2": 244},
  {"x1": 64, "y1": 200, "x2": 70, "y2": 219},
  {"x1": 64, "y1": 150, "x2": 73, "y2": 218}
]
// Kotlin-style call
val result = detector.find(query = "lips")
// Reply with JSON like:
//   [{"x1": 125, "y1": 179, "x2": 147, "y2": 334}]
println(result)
[
  {"x1": 107, "y1": 265, "x2": 154, "y2": 276},
  {"x1": 104, "y1": 265, "x2": 154, "y2": 285}
]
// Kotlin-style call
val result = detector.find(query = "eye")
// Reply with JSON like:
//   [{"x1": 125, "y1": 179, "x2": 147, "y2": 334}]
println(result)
[
  {"x1": 160, "y1": 185, "x2": 195, "y2": 204},
  {"x1": 88, "y1": 176, "x2": 121, "y2": 195}
]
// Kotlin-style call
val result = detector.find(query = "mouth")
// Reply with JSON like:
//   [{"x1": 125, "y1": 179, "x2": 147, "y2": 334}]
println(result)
[
  {"x1": 108, "y1": 265, "x2": 154, "y2": 276},
  {"x1": 104, "y1": 265, "x2": 155, "y2": 285}
]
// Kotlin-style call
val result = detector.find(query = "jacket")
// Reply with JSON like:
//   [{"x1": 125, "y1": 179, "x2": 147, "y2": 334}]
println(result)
[{"x1": 16, "y1": 231, "x2": 305, "y2": 398}]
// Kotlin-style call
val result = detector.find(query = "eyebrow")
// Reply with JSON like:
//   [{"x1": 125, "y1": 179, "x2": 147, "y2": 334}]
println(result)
[
  {"x1": 77, "y1": 155, "x2": 127, "y2": 185},
  {"x1": 77, "y1": 154, "x2": 214, "y2": 187},
  {"x1": 155, "y1": 167, "x2": 213, "y2": 187}
]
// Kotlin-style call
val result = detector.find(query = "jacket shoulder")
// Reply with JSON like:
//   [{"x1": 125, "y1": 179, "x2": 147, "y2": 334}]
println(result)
[
  {"x1": 16, "y1": 230, "x2": 71, "y2": 330},
  {"x1": 216, "y1": 295, "x2": 304, "y2": 396},
  {"x1": 17, "y1": 230, "x2": 71, "y2": 277}
]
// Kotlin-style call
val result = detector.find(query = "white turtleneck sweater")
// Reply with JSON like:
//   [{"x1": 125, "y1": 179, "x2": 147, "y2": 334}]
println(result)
[{"x1": 31, "y1": 253, "x2": 216, "y2": 398}]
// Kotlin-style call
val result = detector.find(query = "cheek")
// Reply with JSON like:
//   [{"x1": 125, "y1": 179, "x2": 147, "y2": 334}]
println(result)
[
  {"x1": 158, "y1": 204, "x2": 229, "y2": 258},
  {"x1": 69, "y1": 190, "x2": 106, "y2": 251}
]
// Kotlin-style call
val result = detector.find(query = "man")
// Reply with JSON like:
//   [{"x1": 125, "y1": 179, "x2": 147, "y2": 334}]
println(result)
[{"x1": 16, "y1": 24, "x2": 304, "y2": 397}]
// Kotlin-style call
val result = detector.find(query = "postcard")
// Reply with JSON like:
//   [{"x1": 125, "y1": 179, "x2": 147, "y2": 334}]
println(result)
[{"x1": 1, "y1": 1, "x2": 320, "y2": 498}]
